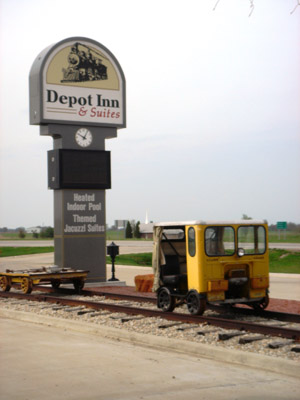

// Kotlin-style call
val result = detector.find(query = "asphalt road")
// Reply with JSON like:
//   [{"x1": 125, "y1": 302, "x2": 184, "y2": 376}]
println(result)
[{"x1": 1, "y1": 240, "x2": 300, "y2": 252}]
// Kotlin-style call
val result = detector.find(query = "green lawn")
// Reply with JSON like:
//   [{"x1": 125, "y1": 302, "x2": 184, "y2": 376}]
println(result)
[
  {"x1": 1, "y1": 230, "x2": 300, "y2": 242},
  {"x1": 0, "y1": 247, "x2": 54, "y2": 257},
  {"x1": 268, "y1": 231, "x2": 300, "y2": 243},
  {"x1": 106, "y1": 230, "x2": 126, "y2": 240},
  {"x1": 1, "y1": 230, "x2": 300, "y2": 243},
  {"x1": 0, "y1": 233, "x2": 51, "y2": 240},
  {"x1": 269, "y1": 249, "x2": 300, "y2": 274},
  {"x1": 106, "y1": 252, "x2": 152, "y2": 266}
]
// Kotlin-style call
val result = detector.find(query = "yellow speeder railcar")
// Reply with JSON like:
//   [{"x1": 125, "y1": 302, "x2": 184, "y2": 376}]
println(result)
[{"x1": 152, "y1": 220, "x2": 269, "y2": 315}]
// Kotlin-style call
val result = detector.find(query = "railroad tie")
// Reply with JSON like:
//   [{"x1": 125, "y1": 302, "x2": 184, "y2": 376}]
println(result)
[
  {"x1": 158, "y1": 322, "x2": 185, "y2": 329},
  {"x1": 63, "y1": 306, "x2": 86, "y2": 312},
  {"x1": 197, "y1": 329, "x2": 219, "y2": 336},
  {"x1": 39, "y1": 304, "x2": 59, "y2": 309},
  {"x1": 110, "y1": 314, "x2": 129, "y2": 320},
  {"x1": 89, "y1": 311, "x2": 111, "y2": 317},
  {"x1": 291, "y1": 346, "x2": 300, "y2": 353},
  {"x1": 239, "y1": 335, "x2": 266, "y2": 345},
  {"x1": 77, "y1": 309, "x2": 97, "y2": 315},
  {"x1": 121, "y1": 316, "x2": 145, "y2": 323},
  {"x1": 176, "y1": 324, "x2": 199, "y2": 331},
  {"x1": 268, "y1": 340, "x2": 294, "y2": 349},
  {"x1": 218, "y1": 331, "x2": 246, "y2": 341}
]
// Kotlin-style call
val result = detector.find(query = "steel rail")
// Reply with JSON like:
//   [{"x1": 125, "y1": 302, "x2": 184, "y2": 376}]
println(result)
[
  {"x1": 207, "y1": 304, "x2": 300, "y2": 324},
  {"x1": 1, "y1": 291, "x2": 299, "y2": 341},
  {"x1": 85, "y1": 289, "x2": 300, "y2": 324}
]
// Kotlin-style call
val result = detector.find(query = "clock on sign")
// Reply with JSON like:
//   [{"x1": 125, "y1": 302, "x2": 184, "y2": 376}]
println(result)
[{"x1": 75, "y1": 128, "x2": 93, "y2": 147}]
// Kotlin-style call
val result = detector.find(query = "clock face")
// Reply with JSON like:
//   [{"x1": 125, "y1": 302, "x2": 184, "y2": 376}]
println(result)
[{"x1": 75, "y1": 128, "x2": 93, "y2": 147}]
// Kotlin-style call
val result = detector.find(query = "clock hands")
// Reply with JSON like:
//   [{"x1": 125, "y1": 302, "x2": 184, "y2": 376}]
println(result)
[
  {"x1": 77, "y1": 133, "x2": 88, "y2": 140},
  {"x1": 75, "y1": 129, "x2": 92, "y2": 147}
]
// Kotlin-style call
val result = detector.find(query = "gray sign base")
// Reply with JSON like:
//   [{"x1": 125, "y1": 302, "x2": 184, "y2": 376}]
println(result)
[{"x1": 54, "y1": 189, "x2": 107, "y2": 282}]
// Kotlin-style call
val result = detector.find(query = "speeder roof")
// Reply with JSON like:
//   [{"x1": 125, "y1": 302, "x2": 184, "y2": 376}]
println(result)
[{"x1": 154, "y1": 220, "x2": 267, "y2": 227}]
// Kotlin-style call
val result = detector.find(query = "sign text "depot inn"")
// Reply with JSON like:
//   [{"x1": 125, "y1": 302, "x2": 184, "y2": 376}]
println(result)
[
  {"x1": 30, "y1": 37, "x2": 126, "y2": 128},
  {"x1": 46, "y1": 89, "x2": 121, "y2": 119}
]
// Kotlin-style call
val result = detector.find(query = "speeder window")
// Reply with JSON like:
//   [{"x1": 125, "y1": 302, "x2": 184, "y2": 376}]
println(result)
[
  {"x1": 237, "y1": 226, "x2": 266, "y2": 255},
  {"x1": 188, "y1": 227, "x2": 196, "y2": 257},
  {"x1": 205, "y1": 226, "x2": 235, "y2": 256}
]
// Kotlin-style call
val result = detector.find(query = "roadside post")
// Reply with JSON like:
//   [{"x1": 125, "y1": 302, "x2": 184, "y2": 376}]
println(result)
[
  {"x1": 107, "y1": 242, "x2": 120, "y2": 281},
  {"x1": 29, "y1": 37, "x2": 126, "y2": 283},
  {"x1": 277, "y1": 221, "x2": 287, "y2": 240}
]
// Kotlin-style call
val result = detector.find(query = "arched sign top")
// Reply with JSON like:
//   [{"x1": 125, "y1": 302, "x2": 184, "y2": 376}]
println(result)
[{"x1": 29, "y1": 37, "x2": 126, "y2": 128}]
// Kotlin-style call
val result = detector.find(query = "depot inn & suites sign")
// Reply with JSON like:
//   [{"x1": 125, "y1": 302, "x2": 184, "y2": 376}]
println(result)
[{"x1": 29, "y1": 37, "x2": 126, "y2": 282}]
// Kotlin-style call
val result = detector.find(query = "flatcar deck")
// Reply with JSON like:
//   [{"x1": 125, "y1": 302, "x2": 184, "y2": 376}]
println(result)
[{"x1": 0, "y1": 267, "x2": 89, "y2": 294}]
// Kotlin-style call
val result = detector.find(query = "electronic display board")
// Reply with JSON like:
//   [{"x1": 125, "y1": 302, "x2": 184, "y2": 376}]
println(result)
[{"x1": 48, "y1": 149, "x2": 111, "y2": 189}]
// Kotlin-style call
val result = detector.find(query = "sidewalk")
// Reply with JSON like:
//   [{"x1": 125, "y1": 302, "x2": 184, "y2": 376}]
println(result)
[{"x1": 1, "y1": 316, "x2": 299, "y2": 400}]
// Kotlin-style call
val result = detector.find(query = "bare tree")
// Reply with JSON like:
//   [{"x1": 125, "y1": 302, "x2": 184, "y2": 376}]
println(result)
[
  {"x1": 213, "y1": 0, "x2": 300, "y2": 17},
  {"x1": 290, "y1": 0, "x2": 300, "y2": 14},
  {"x1": 213, "y1": 0, "x2": 254, "y2": 16}
]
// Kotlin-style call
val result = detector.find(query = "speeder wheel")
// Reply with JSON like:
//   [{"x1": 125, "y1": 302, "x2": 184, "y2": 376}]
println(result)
[
  {"x1": 186, "y1": 291, "x2": 206, "y2": 315},
  {"x1": 157, "y1": 287, "x2": 175, "y2": 312}
]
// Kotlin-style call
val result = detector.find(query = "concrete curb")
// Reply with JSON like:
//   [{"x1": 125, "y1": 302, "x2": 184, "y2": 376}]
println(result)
[
  {"x1": 1, "y1": 308, "x2": 299, "y2": 378},
  {"x1": 270, "y1": 273, "x2": 300, "y2": 279}
]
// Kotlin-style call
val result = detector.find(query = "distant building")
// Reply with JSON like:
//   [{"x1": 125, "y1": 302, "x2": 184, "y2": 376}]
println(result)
[
  {"x1": 26, "y1": 226, "x2": 42, "y2": 234},
  {"x1": 139, "y1": 223, "x2": 154, "y2": 239},
  {"x1": 114, "y1": 220, "x2": 128, "y2": 230}
]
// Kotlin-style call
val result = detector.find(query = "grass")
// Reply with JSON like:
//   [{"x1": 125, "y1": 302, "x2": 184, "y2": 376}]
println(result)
[
  {"x1": 1, "y1": 230, "x2": 300, "y2": 242},
  {"x1": 106, "y1": 253, "x2": 152, "y2": 266},
  {"x1": 269, "y1": 249, "x2": 300, "y2": 274},
  {"x1": 0, "y1": 247, "x2": 54, "y2": 257},
  {"x1": 268, "y1": 231, "x2": 300, "y2": 243},
  {"x1": 1, "y1": 247, "x2": 299, "y2": 274},
  {"x1": 106, "y1": 230, "x2": 125, "y2": 240},
  {"x1": 0, "y1": 233, "x2": 51, "y2": 240}
]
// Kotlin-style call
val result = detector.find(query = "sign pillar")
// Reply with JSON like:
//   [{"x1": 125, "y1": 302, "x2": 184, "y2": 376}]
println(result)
[
  {"x1": 54, "y1": 189, "x2": 106, "y2": 281},
  {"x1": 29, "y1": 37, "x2": 126, "y2": 283}
]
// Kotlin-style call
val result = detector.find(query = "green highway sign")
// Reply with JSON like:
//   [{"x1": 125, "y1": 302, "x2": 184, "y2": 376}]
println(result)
[{"x1": 277, "y1": 221, "x2": 287, "y2": 230}]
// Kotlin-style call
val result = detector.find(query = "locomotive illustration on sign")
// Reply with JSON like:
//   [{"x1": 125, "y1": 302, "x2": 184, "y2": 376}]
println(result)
[{"x1": 61, "y1": 42, "x2": 108, "y2": 83}]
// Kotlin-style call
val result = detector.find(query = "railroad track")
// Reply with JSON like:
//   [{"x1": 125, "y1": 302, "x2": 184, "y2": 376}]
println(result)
[
  {"x1": 16, "y1": 284, "x2": 299, "y2": 325},
  {"x1": 1, "y1": 288, "x2": 300, "y2": 343},
  {"x1": 83, "y1": 288, "x2": 300, "y2": 324}
]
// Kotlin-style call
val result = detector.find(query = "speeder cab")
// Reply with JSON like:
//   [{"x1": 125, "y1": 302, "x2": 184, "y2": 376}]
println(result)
[{"x1": 152, "y1": 220, "x2": 269, "y2": 315}]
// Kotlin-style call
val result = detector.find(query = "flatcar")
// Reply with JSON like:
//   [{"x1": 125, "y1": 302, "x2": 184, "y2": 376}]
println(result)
[{"x1": 152, "y1": 220, "x2": 269, "y2": 315}]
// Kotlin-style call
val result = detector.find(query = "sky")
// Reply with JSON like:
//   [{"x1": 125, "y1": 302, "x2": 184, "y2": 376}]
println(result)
[{"x1": 0, "y1": 0, "x2": 299, "y2": 228}]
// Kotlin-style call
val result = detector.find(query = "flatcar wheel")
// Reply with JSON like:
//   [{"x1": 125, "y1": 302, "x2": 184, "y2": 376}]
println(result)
[
  {"x1": 21, "y1": 277, "x2": 33, "y2": 294},
  {"x1": 73, "y1": 278, "x2": 84, "y2": 292},
  {"x1": 51, "y1": 280, "x2": 61, "y2": 289},
  {"x1": 187, "y1": 291, "x2": 206, "y2": 315},
  {"x1": 253, "y1": 294, "x2": 269, "y2": 310},
  {"x1": 157, "y1": 287, "x2": 175, "y2": 312},
  {"x1": 0, "y1": 276, "x2": 11, "y2": 292}
]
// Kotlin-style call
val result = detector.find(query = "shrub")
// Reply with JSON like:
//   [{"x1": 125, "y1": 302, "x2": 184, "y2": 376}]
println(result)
[
  {"x1": 18, "y1": 228, "x2": 26, "y2": 239},
  {"x1": 40, "y1": 227, "x2": 54, "y2": 238}
]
